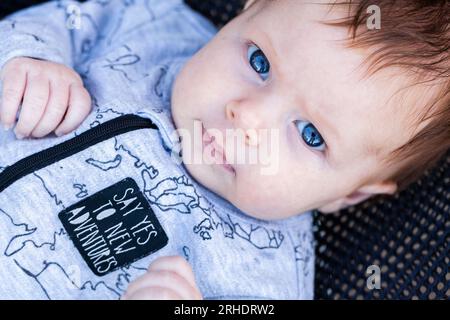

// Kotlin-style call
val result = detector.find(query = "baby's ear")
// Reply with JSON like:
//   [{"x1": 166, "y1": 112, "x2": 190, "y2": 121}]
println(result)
[
  {"x1": 345, "y1": 181, "x2": 398, "y2": 206},
  {"x1": 317, "y1": 180, "x2": 397, "y2": 213}
]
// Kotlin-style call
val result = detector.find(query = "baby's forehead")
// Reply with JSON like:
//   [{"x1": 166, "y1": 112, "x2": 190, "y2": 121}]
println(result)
[
  {"x1": 362, "y1": 71, "x2": 440, "y2": 158},
  {"x1": 245, "y1": 0, "x2": 346, "y2": 23}
]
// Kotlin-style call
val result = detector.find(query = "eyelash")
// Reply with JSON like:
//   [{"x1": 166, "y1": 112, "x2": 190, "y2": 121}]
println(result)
[{"x1": 245, "y1": 42, "x2": 327, "y2": 152}]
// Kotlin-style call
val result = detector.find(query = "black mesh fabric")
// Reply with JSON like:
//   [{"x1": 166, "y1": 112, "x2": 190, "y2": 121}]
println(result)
[
  {"x1": 313, "y1": 150, "x2": 450, "y2": 299},
  {"x1": 0, "y1": 0, "x2": 448, "y2": 300},
  {"x1": 0, "y1": 0, "x2": 48, "y2": 18},
  {"x1": 185, "y1": 0, "x2": 246, "y2": 28}
]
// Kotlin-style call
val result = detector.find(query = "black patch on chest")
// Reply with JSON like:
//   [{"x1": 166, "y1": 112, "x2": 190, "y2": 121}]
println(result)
[{"x1": 58, "y1": 177, "x2": 168, "y2": 276}]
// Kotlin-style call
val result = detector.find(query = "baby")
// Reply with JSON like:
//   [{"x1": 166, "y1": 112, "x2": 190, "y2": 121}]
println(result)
[{"x1": 0, "y1": 0, "x2": 448, "y2": 300}]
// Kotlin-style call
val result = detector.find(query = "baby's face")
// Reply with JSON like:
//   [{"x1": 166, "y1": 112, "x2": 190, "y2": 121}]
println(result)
[{"x1": 171, "y1": 0, "x2": 423, "y2": 219}]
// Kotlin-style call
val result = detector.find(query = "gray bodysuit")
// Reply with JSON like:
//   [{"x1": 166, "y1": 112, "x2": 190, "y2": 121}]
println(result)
[{"x1": 0, "y1": 0, "x2": 314, "y2": 299}]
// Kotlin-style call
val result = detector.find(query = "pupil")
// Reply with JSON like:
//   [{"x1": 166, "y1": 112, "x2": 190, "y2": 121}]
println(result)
[
  {"x1": 303, "y1": 124, "x2": 322, "y2": 147},
  {"x1": 251, "y1": 50, "x2": 269, "y2": 73}
]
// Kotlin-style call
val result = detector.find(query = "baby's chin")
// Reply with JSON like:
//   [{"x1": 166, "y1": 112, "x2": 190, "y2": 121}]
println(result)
[
  {"x1": 229, "y1": 194, "x2": 299, "y2": 221},
  {"x1": 236, "y1": 206, "x2": 298, "y2": 221}
]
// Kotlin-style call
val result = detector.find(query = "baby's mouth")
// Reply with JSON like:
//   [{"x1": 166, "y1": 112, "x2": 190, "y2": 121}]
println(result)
[{"x1": 201, "y1": 124, "x2": 235, "y2": 174}]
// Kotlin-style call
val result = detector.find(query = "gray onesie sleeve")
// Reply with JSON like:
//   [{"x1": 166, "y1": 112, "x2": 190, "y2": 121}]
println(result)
[{"x1": 0, "y1": 0, "x2": 127, "y2": 71}]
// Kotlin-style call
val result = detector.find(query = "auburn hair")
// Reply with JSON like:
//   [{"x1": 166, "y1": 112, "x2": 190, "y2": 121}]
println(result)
[{"x1": 323, "y1": 0, "x2": 450, "y2": 192}]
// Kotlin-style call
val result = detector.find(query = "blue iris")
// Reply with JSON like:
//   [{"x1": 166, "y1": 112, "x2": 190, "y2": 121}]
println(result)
[
  {"x1": 247, "y1": 44, "x2": 270, "y2": 80},
  {"x1": 295, "y1": 121, "x2": 325, "y2": 149}
]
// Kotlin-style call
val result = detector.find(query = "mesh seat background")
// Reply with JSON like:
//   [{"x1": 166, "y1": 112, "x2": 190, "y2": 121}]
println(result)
[{"x1": 0, "y1": 0, "x2": 448, "y2": 300}]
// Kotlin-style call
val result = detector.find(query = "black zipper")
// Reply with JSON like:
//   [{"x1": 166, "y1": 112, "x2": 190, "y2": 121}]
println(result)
[{"x1": 0, "y1": 114, "x2": 158, "y2": 193}]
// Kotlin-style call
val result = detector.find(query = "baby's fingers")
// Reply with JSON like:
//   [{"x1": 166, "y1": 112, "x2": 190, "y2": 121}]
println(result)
[
  {"x1": 148, "y1": 256, "x2": 200, "y2": 291},
  {"x1": 14, "y1": 75, "x2": 49, "y2": 139},
  {"x1": 0, "y1": 67, "x2": 27, "y2": 130},
  {"x1": 123, "y1": 286, "x2": 183, "y2": 300},
  {"x1": 31, "y1": 81, "x2": 69, "y2": 138},
  {"x1": 124, "y1": 270, "x2": 201, "y2": 300},
  {"x1": 54, "y1": 84, "x2": 91, "y2": 136}
]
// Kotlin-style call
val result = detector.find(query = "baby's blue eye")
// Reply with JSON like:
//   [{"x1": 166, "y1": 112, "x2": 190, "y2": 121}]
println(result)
[
  {"x1": 247, "y1": 43, "x2": 270, "y2": 81},
  {"x1": 295, "y1": 120, "x2": 325, "y2": 151}
]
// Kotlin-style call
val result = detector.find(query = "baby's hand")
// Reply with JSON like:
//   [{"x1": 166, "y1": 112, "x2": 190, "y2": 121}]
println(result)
[
  {"x1": 122, "y1": 256, "x2": 203, "y2": 300},
  {"x1": 0, "y1": 57, "x2": 91, "y2": 139}
]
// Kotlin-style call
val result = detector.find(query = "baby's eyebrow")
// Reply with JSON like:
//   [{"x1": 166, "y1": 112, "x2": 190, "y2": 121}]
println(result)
[{"x1": 301, "y1": 97, "x2": 340, "y2": 143}]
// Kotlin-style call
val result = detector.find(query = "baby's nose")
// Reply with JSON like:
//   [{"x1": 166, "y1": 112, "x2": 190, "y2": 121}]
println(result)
[{"x1": 225, "y1": 101, "x2": 262, "y2": 147}]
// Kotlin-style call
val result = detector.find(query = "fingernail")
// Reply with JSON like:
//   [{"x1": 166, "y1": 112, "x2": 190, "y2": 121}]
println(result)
[
  {"x1": 3, "y1": 123, "x2": 12, "y2": 131},
  {"x1": 55, "y1": 130, "x2": 63, "y2": 137},
  {"x1": 14, "y1": 129, "x2": 24, "y2": 139}
]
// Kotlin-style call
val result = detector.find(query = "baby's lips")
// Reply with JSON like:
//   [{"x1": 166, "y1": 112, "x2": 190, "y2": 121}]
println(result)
[
  {"x1": 202, "y1": 125, "x2": 215, "y2": 146},
  {"x1": 201, "y1": 123, "x2": 235, "y2": 170},
  {"x1": 213, "y1": 139, "x2": 235, "y2": 170}
]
